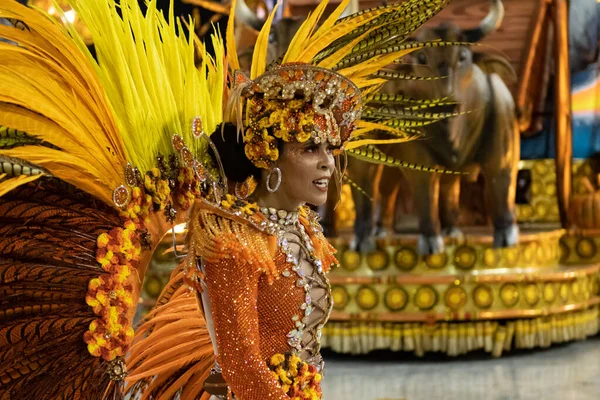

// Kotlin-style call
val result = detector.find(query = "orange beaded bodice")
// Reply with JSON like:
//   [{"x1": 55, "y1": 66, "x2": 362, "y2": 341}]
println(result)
[{"x1": 186, "y1": 200, "x2": 337, "y2": 399}]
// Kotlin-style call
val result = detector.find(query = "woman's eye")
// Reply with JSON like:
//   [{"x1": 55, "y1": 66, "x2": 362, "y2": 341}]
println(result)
[
  {"x1": 327, "y1": 147, "x2": 335, "y2": 154},
  {"x1": 305, "y1": 146, "x2": 318, "y2": 153}
]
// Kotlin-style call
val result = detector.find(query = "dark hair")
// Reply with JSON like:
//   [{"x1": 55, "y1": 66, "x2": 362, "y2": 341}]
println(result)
[{"x1": 208, "y1": 123, "x2": 261, "y2": 183}]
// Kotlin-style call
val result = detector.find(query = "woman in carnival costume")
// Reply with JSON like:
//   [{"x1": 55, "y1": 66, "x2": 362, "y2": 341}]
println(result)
[{"x1": 0, "y1": 0, "x2": 457, "y2": 398}]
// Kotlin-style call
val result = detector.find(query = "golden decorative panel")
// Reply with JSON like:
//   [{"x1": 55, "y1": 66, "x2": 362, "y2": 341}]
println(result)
[
  {"x1": 333, "y1": 229, "x2": 563, "y2": 274},
  {"x1": 516, "y1": 159, "x2": 592, "y2": 223},
  {"x1": 327, "y1": 265, "x2": 600, "y2": 320}
]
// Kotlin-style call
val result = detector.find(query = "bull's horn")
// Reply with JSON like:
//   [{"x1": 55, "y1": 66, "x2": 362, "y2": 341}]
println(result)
[
  {"x1": 236, "y1": 0, "x2": 265, "y2": 31},
  {"x1": 339, "y1": 0, "x2": 360, "y2": 19},
  {"x1": 463, "y1": 0, "x2": 504, "y2": 42}
]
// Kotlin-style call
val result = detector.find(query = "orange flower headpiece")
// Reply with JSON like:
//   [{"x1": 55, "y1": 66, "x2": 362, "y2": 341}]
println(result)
[{"x1": 239, "y1": 64, "x2": 362, "y2": 169}]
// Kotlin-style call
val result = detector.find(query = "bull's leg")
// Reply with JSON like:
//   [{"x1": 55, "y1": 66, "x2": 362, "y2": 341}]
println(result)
[
  {"x1": 373, "y1": 165, "x2": 400, "y2": 237},
  {"x1": 481, "y1": 75, "x2": 520, "y2": 248},
  {"x1": 405, "y1": 169, "x2": 444, "y2": 255},
  {"x1": 483, "y1": 166, "x2": 519, "y2": 247},
  {"x1": 350, "y1": 182, "x2": 375, "y2": 251},
  {"x1": 439, "y1": 174, "x2": 462, "y2": 237},
  {"x1": 348, "y1": 160, "x2": 377, "y2": 251}
]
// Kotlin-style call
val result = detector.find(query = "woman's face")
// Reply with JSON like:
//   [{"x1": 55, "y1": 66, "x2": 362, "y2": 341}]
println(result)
[{"x1": 271, "y1": 140, "x2": 336, "y2": 208}]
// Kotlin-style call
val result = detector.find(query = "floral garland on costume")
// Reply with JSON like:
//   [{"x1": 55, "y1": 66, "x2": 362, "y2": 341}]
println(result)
[
  {"x1": 269, "y1": 352, "x2": 323, "y2": 400},
  {"x1": 84, "y1": 185, "x2": 153, "y2": 360},
  {"x1": 85, "y1": 133, "x2": 207, "y2": 362},
  {"x1": 84, "y1": 224, "x2": 139, "y2": 360}
]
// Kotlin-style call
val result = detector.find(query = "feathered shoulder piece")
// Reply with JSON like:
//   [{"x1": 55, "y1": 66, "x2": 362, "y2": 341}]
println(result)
[
  {"x1": 188, "y1": 199, "x2": 338, "y2": 280},
  {"x1": 188, "y1": 198, "x2": 281, "y2": 282}
]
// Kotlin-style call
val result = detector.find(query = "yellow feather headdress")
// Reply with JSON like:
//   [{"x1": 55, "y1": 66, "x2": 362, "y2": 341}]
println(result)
[
  {"x1": 0, "y1": 0, "x2": 459, "y2": 207},
  {"x1": 0, "y1": 0, "x2": 224, "y2": 206}
]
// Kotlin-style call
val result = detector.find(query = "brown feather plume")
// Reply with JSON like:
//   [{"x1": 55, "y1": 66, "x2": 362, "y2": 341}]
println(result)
[{"x1": 0, "y1": 179, "x2": 121, "y2": 399}]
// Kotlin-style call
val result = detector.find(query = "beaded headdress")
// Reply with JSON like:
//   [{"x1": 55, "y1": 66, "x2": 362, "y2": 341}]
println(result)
[{"x1": 240, "y1": 65, "x2": 361, "y2": 168}]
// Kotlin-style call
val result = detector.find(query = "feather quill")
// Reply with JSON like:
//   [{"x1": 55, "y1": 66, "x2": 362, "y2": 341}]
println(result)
[
  {"x1": 250, "y1": 1, "x2": 279, "y2": 79},
  {"x1": 227, "y1": 0, "x2": 240, "y2": 71}
]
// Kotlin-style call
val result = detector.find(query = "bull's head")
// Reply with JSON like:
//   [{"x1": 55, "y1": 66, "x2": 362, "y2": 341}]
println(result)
[
  {"x1": 237, "y1": 17, "x2": 305, "y2": 72},
  {"x1": 394, "y1": 0, "x2": 514, "y2": 101},
  {"x1": 235, "y1": 0, "x2": 359, "y2": 72}
]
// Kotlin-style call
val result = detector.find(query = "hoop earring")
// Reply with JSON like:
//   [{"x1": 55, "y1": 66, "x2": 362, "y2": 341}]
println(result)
[{"x1": 266, "y1": 167, "x2": 282, "y2": 193}]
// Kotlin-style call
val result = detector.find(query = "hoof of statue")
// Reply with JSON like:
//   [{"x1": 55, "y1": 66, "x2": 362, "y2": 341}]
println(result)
[
  {"x1": 373, "y1": 226, "x2": 391, "y2": 238},
  {"x1": 443, "y1": 227, "x2": 464, "y2": 240},
  {"x1": 349, "y1": 236, "x2": 377, "y2": 253},
  {"x1": 359, "y1": 236, "x2": 377, "y2": 253},
  {"x1": 349, "y1": 237, "x2": 359, "y2": 252},
  {"x1": 493, "y1": 224, "x2": 519, "y2": 248},
  {"x1": 417, "y1": 234, "x2": 445, "y2": 255}
]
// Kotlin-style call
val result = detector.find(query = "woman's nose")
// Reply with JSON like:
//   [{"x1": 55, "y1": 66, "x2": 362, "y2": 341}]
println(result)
[{"x1": 318, "y1": 148, "x2": 334, "y2": 172}]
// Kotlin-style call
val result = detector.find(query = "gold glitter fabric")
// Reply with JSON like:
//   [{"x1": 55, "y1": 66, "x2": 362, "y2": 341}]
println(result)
[{"x1": 187, "y1": 201, "x2": 337, "y2": 399}]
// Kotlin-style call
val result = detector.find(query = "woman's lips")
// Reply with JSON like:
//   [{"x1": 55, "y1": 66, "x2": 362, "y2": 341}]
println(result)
[{"x1": 313, "y1": 178, "x2": 329, "y2": 192}]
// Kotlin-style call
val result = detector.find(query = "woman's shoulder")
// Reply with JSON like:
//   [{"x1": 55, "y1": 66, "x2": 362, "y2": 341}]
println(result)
[{"x1": 194, "y1": 195, "x2": 271, "y2": 234}]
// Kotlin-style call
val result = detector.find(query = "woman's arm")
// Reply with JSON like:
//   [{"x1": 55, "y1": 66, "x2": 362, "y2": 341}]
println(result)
[{"x1": 204, "y1": 257, "x2": 288, "y2": 400}]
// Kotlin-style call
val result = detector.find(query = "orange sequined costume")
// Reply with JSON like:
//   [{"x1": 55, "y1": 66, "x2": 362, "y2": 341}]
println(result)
[
  {"x1": 0, "y1": 0, "x2": 455, "y2": 399},
  {"x1": 191, "y1": 201, "x2": 337, "y2": 398}
]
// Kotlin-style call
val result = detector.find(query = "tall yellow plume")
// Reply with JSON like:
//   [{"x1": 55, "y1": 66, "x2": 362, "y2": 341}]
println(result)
[
  {"x1": 227, "y1": 0, "x2": 241, "y2": 71},
  {"x1": 250, "y1": 1, "x2": 280, "y2": 79},
  {"x1": 70, "y1": 0, "x2": 224, "y2": 174},
  {"x1": 0, "y1": 0, "x2": 126, "y2": 204}
]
